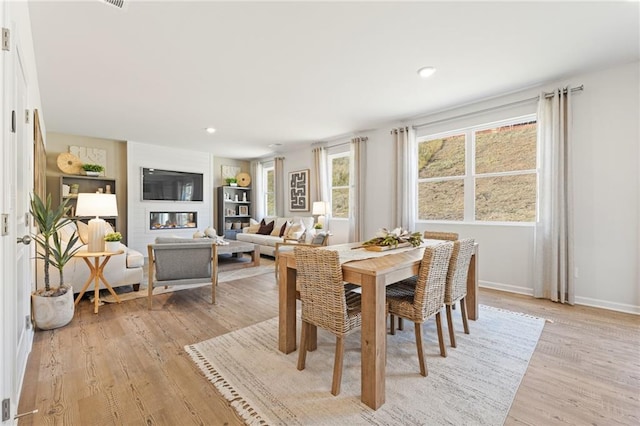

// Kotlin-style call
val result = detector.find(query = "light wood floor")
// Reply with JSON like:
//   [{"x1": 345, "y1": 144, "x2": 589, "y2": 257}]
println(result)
[{"x1": 18, "y1": 262, "x2": 640, "y2": 425}]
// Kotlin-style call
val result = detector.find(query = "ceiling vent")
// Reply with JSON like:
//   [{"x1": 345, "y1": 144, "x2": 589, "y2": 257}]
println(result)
[{"x1": 102, "y1": 0, "x2": 126, "y2": 9}]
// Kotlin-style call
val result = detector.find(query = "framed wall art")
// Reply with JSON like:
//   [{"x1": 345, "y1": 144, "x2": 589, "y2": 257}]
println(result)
[
  {"x1": 238, "y1": 205, "x2": 249, "y2": 216},
  {"x1": 289, "y1": 169, "x2": 309, "y2": 211}
]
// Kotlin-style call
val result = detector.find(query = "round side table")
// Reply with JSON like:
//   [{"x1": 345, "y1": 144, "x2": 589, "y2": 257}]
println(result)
[{"x1": 73, "y1": 250, "x2": 124, "y2": 314}]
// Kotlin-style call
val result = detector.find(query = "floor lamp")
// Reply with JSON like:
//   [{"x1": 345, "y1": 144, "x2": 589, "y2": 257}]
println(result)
[{"x1": 75, "y1": 193, "x2": 118, "y2": 253}]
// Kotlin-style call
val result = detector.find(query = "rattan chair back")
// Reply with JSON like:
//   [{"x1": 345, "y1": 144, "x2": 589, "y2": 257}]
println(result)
[
  {"x1": 444, "y1": 238, "x2": 475, "y2": 305},
  {"x1": 294, "y1": 246, "x2": 361, "y2": 336},
  {"x1": 411, "y1": 242, "x2": 454, "y2": 321},
  {"x1": 423, "y1": 230, "x2": 459, "y2": 241}
]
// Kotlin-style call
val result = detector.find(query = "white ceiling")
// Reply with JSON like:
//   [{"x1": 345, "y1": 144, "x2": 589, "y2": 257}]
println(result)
[{"x1": 28, "y1": 1, "x2": 639, "y2": 159}]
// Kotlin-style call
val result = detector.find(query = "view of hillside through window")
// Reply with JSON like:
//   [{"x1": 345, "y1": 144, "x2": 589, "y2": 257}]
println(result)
[
  {"x1": 265, "y1": 167, "x2": 275, "y2": 216},
  {"x1": 417, "y1": 119, "x2": 537, "y2": 222},
  {"x1": 330, "y1": 154, "x2": 350, "y2": 218}
]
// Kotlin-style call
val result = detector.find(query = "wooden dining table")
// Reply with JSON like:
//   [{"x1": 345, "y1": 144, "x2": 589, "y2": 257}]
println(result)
[{"x1": 277, "y1": 240, "x2": 478, "y2": 410}]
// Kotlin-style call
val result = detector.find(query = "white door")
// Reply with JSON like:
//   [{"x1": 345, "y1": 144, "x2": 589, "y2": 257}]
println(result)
[{"x1": 1, "y1": 18, "x2": 34, "y2": 424}]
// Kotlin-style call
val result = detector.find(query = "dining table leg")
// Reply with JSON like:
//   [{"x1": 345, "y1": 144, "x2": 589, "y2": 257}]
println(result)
[
  {"x1": 360, "y1": 274, "x2": 386, "y2": 410},
  {"x1": 466, "y1": 251, "x2": 479, "y2": 320},
  {"x1": 279, "y1": 263, "x2": 297, "y2": 354}
]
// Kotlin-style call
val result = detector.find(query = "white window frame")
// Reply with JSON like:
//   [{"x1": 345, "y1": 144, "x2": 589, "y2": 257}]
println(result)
[
  {"x1": 262, "y1": 162, "x2": 275, "y2": 217},
  {"x1": 328, "y1": 150, "x2": 351, "y2": 221},
  {"x1": 416, "y1": 114, "x2": 537, "y2": 225}
]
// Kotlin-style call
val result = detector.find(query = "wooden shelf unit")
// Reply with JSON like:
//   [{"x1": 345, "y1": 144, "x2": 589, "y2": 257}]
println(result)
[{"x1": 217, "y1": 186, "x2": 251, "y2": 240}]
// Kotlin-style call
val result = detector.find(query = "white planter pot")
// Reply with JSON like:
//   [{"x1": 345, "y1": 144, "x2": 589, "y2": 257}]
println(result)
[
  {"x1": 32, "y1": 285, "x2": 74, "y2": 330},
  {"x1": 105, "y1": 241, "x2": 121, "y2": 252}
]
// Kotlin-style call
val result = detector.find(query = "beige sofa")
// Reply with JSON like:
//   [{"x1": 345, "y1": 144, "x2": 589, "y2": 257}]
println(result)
[
  {"x1": 236, "y1": 216, "x2": 314, "y2": 256},
  {"x1": 36, "y1": 221, "x2": 144, "y2": 293}
]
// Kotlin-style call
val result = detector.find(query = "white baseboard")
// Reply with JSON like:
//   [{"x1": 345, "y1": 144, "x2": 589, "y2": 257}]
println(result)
[
  {"x1": 573, "y1": 296, "x2": 640, "y2": 315},
  {"x1": 480, "y1": 280, "x2": 533, "y2": 296},
  {"x1": 480, "y1": 281, "x2": 640, "y2": 315}
]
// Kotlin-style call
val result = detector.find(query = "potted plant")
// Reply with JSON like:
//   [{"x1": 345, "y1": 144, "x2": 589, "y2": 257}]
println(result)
[
  {"x1": 30, "y1": 193, "x2": 84, "y2": 329},
  {"x1": 82, "y1": 163, "x2": 104, "y2": 176},
  {"x1": 104, "y1": 231, "x2": 122, "y2": 252},
  {"x1": 225, "y1": 177, "x2": 238, "y2": 187}
]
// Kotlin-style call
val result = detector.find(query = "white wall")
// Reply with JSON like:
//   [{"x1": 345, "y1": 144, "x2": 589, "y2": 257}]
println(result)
[
  {"x1": 127, "y1": 141, "x2": 214, "y2": 255},
  {"x1": 275, "y1": 61, "x2": 639, "y2": 314}
]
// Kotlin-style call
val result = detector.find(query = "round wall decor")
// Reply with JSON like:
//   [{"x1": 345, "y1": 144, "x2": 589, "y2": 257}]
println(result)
[
  {"x1": 236, "y1": 172, "x2": 251, "y2": 187},
  {"x1": 57, "y1": 152, "x2": 82, "y2": 175}
]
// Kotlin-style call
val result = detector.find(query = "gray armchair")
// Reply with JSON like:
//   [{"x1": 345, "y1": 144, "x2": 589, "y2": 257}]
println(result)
[{"x1": 147, "y1": 241, "x2": 218, "y2": 309}]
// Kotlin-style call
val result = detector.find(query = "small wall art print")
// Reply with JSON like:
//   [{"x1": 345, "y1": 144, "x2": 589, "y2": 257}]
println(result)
[{"x1": 289, "y1": 169, "x2": 309, "y2": 212}]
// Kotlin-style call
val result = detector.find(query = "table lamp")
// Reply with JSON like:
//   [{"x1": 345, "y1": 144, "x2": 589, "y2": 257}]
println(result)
[
  {"x1": 75, "y1": 193, "x2": 118, "y2": 252},
  {"x1": 312, "y1": 201, "x2": 329, "y2": 229}
]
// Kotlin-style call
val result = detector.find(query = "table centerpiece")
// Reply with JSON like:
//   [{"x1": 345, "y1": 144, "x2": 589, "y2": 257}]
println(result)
[{"x1": 362, "y1": 227, "x2": 423, "y2": 251}]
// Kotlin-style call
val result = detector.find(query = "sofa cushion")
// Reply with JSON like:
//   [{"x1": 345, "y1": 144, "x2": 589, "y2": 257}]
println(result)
[
  {"x1": 236, "y1": 233, "x2": 283, "y2": 248},
  {"x1": 126, "y1": 249, "x2": 144, "y2": 268}
]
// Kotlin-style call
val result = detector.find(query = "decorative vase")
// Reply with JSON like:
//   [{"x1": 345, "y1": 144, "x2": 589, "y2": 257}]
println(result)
[
  {"x1": 105, "y1": 241, "x2": 120, "y2": 252},
  {"x1": 31, "y1": 285, "x2": 74, "y2": 330}
]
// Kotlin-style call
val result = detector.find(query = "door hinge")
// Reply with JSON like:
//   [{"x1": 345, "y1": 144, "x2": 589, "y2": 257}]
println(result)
[
  {"x1": 1, "y1": 398, "x2": 9, "y2": 422},
  {"x1": 25, "y1": 109, "x2": 30, "y2": 125},
  {"x1": 11, "y1": 110, "x2": 16, "y2": 133},
  {"x1": 2, "y1": 28, "x2": 9, "y2": 51},
  {"x1": 1, "y1": 214, "x2": 8, "y2": 236}
]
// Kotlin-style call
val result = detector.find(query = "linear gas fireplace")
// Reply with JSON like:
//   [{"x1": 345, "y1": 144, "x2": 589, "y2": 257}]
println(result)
[{"x1": 150, "y1": 211, "x2": 197, "y2": 230}]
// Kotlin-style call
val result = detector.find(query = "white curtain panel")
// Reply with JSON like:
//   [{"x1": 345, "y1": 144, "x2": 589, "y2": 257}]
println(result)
[
  {"x1": 274, "y1": 156, "x2": 285, "y2": 217},
  {"x1": 251, "y1": 160, "x2": 264, "y2": 220},
  {"x1": 533, "y1": 87, "x2": 575, "y2": 304},
  {"x1": 312, "y1": 145, "x2": 329, "y2": 202},
  {"x1": 392, "y1": 127, "x2": 417, "y2": 231},
  {"x1": 349, "y1": 136, "x2": 367, "y2": 242}
]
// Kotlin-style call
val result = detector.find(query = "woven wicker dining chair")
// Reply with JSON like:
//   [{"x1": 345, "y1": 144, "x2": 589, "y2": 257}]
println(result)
[
  {"x1": 386, "y1": 242, "x2": 453, "y2": 377},
  {"x1": 423, "y1": 230, "x2": 459, "y2": 241},
  {"x1": 444, "y1": 238, "x2": 475, "y2": 348},
  {"x1": 393, "y1": 230, "x2": 460, "y2": 333},
  {"x1": 294, "y1": 246, "x2": 362, "y2": 396}
]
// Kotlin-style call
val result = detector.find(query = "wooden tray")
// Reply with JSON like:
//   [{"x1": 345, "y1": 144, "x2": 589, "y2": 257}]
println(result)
[{"x1": 363, "y1": 242, "x2": 411, "y2": 251}]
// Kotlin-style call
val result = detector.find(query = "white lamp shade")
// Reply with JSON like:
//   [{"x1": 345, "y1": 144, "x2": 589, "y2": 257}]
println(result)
[
  {"x1": 75, "y1": 193, "x2": 118, "y2": 217},
  {"x1": 312, "y1": 201, "x2": 328, "y2": 215}
]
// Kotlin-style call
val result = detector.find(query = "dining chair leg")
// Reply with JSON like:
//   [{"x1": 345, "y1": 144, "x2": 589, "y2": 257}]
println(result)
[
  {"x1": 398, "y1": 317, "x2": 404, "y2": 331},
  {"x1": 460, "y1": 297, "x2": 470, "y2": 334},
  {"x1": 446, "y1": 304, "x2": 457, "y2": 348},
  {"x1": 297, "y1": 321, "x2": 309, "y2": 371},
  {"x1": 435, "y1": 312, "x2": 447, "y2": 358},
  {"x1": 331, "y1": 336, "x2": 345, "y2": 396},
  {"x1": 389, "y1": 314, "x2": 396, "y2": 335},
  {"x1": 414, "y1": 322, "x2": 428, "y2": 377}
]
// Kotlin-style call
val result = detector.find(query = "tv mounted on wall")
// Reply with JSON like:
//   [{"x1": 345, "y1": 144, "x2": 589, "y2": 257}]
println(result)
[{"x1": 142, "y1": 168, "x2": 204, "y2": 201}]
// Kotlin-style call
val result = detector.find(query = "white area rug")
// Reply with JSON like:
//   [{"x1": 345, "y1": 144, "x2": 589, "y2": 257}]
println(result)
[
  {"x1": 99, "y1": 264, "x2": 275, "y2": 303},
  {"x1": 185, "y1": 305, "x2": 545, "y2": 425}
]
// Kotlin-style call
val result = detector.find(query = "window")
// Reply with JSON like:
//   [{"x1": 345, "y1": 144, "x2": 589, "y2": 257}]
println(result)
[
  {"x1": 417, "y1": 116, "x2": 537, "y2": 223},
  {"x1": 263, "y1": 164, "x2": 275, "y2": 217},
  {"x1": 328, "y1": 152, "x2": 350, "y2": 219}
]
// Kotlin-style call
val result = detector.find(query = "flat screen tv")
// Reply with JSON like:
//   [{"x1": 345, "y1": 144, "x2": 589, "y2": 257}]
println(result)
[{"x1": 142, "y1": 168, "x2": 204, "y2": 201}]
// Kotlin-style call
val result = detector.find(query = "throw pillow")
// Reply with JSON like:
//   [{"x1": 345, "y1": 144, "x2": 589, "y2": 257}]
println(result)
[
  {"x1": 285, "y1": 222, "x2": 304, "y2": 240},
  {"x1": 270, "y1": 218, "x2": 289, "y2": 236},
  {"x1": 246, "y1": 224, "x2": 260, "y2": 234},
  {"x1": 257, "y1": 219, "x2": 274, "y2": 235},
  {"x1": 76, "y1": 221, "x2": 89, "y2": 244}
]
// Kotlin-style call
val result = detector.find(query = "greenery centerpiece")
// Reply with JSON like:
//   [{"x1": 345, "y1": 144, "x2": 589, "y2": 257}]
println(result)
[
  {"x1": 225, "y1": 177, "x2": 238, "y2": 186},
  {"x1": 30, "y1": 193, "x2": 84, "y2": 329},
  {"x1": 104, "y1": 231, "x2": 122, "y2": 252},
  {"x1": 104, "y1": 231, "x2": 122, "y2": 242},
  {"x1": 362, "y1": 227, "x2": 423, "y2": 250}
]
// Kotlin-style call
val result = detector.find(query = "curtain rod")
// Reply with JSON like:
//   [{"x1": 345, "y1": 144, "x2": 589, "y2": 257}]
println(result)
[{"x1": 413, "y1": 85, "x2": 583, "y2": 130}]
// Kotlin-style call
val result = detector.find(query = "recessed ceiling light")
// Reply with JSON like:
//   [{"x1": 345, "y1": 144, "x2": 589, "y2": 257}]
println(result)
[
  {"x1": 205, "y1": 127, "x2": 216, "y2": 134},
  {"x1": 268, "y1": 143, "x2": 283, "y2": 148},
  {"x1": 417, "y1": 66, "x2": 436, "y2": 79}
]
